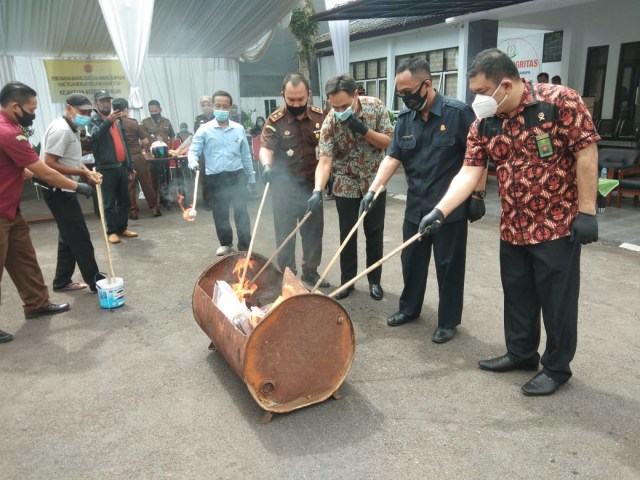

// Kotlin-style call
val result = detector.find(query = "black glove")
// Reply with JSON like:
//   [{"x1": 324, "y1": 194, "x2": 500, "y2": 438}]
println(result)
[
  {"x1": 262, "y1": 164, "x2": 273, "y2": 184},
  {"x1": 345, "y1": 116, "x2": 369, "y2": 136},
  {"x1": 359, "y1": 190, "x2": 375, "y2": 216},
  {"x1": 570, "y1": 213, "x2": 598, "y2": 244},
  {"x1": 468, "y1": 198, "x2": 486, "y2": 223},
  {"x1": 76, "y1": 182, "x2": 94, "y2": 198},
  {"x1": 418, "y1": 208, "x2": 445, "y2": 235},
  {"x1": 306, "y1": 191, "x2": 322, "y2": 213}
]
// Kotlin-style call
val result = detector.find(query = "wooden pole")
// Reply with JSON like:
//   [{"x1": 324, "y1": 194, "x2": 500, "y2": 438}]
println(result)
[
  {"x1": 311, "y1": 186, "x2": 384, "y2": 292},
  {"x1": 191, "y1": 169, "x2": 200, "y2": 212},
  {"x1": 240, "y1": 182, "x2": 270, "y2": 286},
  {"x1": 249, "y1": 210, "x2": 312, "y2": 286},
  {"x1": 328, "y1": 231, "x2": 423, "y2": 299},
  {"x1": 95, "y1": 183, "x2": 116, "y2": 284}
]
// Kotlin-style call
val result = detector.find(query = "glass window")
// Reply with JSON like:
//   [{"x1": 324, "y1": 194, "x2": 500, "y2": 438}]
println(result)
[
  {"x1": 354, "y1": 62, "x2": 366, "y2": 80},
  {"x1": 367, "y1": 60, "x2": 378, "y2": 78},
  {"x1": 444, "y1": 73, "x2": 458, "y2": 97},
  {"x1": 428, "y1": 50, "x2": 444, "y2": 71},
  {"x1": 444, "y1": 48, "x2": 458, "y2": 71},
  {"x1": 379, "y1": 80, "x2": 387, "y2": 104},
  {"x1": 379, "y1": 58, "x2": 387, "y2": 78},
  {"x1": 366, "y1": 80, "x2": 377, "y2": 97}
]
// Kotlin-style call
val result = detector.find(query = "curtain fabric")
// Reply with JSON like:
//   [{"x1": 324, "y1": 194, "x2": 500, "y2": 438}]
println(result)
[
  {"x1": 99, "y1": 0, "x2": 154, "y2": 120},
  {"x1": 0, "y1": 55, "x2": 17, "y2": 86},
  {"x1": 325, "y1": 0, "x2": 351, "y2": 75}
]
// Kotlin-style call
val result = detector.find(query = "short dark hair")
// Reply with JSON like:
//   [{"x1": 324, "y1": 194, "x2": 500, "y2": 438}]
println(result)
[
  {"x1": 468, "y1": 48, "x2": 520, "y2": 84},
  {"x1": 0, "y1": 81, "x2": 37, "y2": 107},
  {"x1": 112, "y1": 98, "x2": 129, "y2": 110},
  {"x1": 148, "y1": 99, "x2": 161, "y2": 108},
  {"x1": 396, "y1": 57, "x2": 432, "y2": 78},
  {"x1": 282, "y1": 73, "x2": 310, "y2": 93},
  {"x1": 325, "y1": 74, "x2": 357, "y2": 96},
  {"x1": 212, "y1": 90, "x2": 233, "y2": 105},
  {"x1": 551, "y1": 75, "x2": 561, "y2": 84},
  {"x1": 537, "y1": 72, "x2": 549, "y2": 82}
]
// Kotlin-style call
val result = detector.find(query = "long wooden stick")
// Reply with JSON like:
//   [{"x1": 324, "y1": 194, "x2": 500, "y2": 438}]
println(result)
[
  {"x1": 95, "y1": 183, "x2": 116, "y2": 284},
  {"x1": 240, "y1": 182, "x2": 270, "y2": 286},
  {"x1": 311, "y1": 186, "x2": 384, "y2": 292},
  {"x1": 328, "y1": 231, "x2": 423, "y2": 299},
  {"x1": 191, "y1": 169, "x2": 200, "y2": 211},
  {"x1": 249, "y1": 210, "x2": 312, "y2": 286}
]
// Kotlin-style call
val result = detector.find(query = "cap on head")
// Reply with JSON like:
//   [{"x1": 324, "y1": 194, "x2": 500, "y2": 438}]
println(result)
[
  {"x1": 94, "y1": 90, "x2": 112, "y2": 101},
  {"x1": 66, "y1": 93, "x2": 93, "y2": 110},
  {"x1": 112, "y1": 98, "x2": 129, "y2": 110}
]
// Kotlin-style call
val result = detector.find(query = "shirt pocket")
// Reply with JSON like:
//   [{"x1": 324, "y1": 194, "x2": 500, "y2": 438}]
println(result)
[
  {"x1": 433, "y1": 135, "x2": 456, "y2": 148},
  {"x1": 282, "y1": 135, "x2": 296, "y2": 149},
  {"x1": 398, "y1": 137, "x2": 416, "y2": 150}
]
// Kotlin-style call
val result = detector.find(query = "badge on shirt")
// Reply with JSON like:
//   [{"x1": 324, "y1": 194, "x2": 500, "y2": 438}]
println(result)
[
  {"x1": 536, "y1": 133, "x2": 553, "y2": 158},
  {"x1": 284, "y1": 130, "x2": 291, "y2": 136},
  {"x1": 287, "y1": 148, "x2": 294, "y2": 157},
  {"x1": 316, "y1": 123, "x2": 320, "y2": 129},
  {"x1": 314, "y1": 129, "x2": 321, "y2": 140},
  {"x1": 440, "y1": 125, "x2": 446, "y2": 132}
]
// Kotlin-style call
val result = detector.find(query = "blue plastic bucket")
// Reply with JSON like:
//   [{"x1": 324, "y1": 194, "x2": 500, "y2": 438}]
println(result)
[{"x1": 96, "y1": 277, "x2": 125, "y2": 309}]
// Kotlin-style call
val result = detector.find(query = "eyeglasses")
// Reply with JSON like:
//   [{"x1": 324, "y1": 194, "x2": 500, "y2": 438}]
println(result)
[{"x1": 396, "y1": 78, "x2": 430, "y2": 97}]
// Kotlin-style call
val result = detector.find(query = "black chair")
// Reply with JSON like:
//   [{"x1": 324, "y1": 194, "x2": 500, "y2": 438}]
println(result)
[
  {"x1": 597, "y1": 119, "x2": 615, "y2": 139},
  {"x1": 598, "y1": 148, "x2": 639, "y2": 207}
]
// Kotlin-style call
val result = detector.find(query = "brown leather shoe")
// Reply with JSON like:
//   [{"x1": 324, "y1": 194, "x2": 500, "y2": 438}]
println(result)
[
  {"x1": 121, "y1": 229, "x2": 138, "y2": 238},
  {"x1": 108, "y1": 233, "x2": 121, "y2": 244}
]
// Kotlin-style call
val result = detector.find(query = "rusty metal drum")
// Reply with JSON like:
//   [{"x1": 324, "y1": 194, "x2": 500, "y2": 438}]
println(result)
[{"x1": 192, "y1": 252, "x2": 355, "y2": 414}]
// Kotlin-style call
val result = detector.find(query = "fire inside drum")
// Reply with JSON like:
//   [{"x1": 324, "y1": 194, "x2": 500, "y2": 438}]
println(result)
[{"x1": 192, "y1": 252, "x2": 355, "y2": 414}]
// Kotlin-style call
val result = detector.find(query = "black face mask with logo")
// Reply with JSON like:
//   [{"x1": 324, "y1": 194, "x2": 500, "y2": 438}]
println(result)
[
  {"x1": 399, "y1": 79, "x2": 428, "y2": 111},
  {"x1": 16, "y1": 104, "x2": 36, "y2": 127},
  {"x1": 286, "y1": 104, "x2": 307, "y2": 116}
]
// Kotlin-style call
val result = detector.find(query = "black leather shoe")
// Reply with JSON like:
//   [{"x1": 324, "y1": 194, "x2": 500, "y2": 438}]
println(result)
[
  {"x1": 478, "y1": 354, "x2": 539, "y2": 372},
  {"x1": 369, "y1": 283, "x2": 383, "y2": 300},
  {"x1": 301, "y1": 271, "x2": 330, "y2": 288},
  {"x1": 521, "y1": 372, "x2": 563, "y2": 396},
  {"x1": 432, "y1": 327, "x2": 456, "y2": 343},
  {"x1": 0, "y1": 329, "x2": 14, "y2": 343},
  {"x1": 334, "y1": 286, "x2": 354, "y2": 300},
  {"x1": 387, "y1": 312, "x2": 417, "y2": 327},
  {"x1": 152, "y1": 208, "x2": 162, "y2": 217},
  {"x1": 25, "y1": 303, "x2": 70, "y2": 320}
]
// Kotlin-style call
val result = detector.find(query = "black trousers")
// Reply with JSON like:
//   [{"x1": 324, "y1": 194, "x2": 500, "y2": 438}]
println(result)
[
  {"x1": 399, "y1": 219, "x2": 467, "y2": 329},
  {"x1": 205, "y1": 170, "x2": 251, "y2": 251},
  {"x1": 270, "y1": 178, "x2": 323, "y2": 275},
  {"x1": 334, "y1": 192, "x2": 386, "y2": 285},
  {"x1": 500, "y1": 237, "x2": 581, "y2": 383},
  {"x1": 99, "y1": 165, "x2": 130, "y2": 235},
  {"x1": 42, "y1": 189, "x2": 100, "y2": 290}
]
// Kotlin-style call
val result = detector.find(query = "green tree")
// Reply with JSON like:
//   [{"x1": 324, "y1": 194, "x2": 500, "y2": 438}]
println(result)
[{"x1": 289, "y1": 0, "x2": 318, "y2": 81}]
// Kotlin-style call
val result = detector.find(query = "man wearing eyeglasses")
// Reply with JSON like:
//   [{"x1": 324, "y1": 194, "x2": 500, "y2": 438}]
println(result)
[{"x1": 364, "y1": 57, "x2": 484, "y2": 344}]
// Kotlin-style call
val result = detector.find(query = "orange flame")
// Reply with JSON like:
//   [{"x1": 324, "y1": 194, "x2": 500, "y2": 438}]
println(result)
[
  {"x1": 177, "y1": 190, "x2": 195, "y2": 222},
  {"x1": 231, "y1": 257, "x2": 257, "y2": 301}
]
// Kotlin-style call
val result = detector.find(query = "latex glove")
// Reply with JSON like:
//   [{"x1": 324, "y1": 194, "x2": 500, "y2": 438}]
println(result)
[
  {"x1": 570, "y1": 213, "x2": 598, "y2": 244},
  {"x1": 76, "y1": 182, "x2": 94, "y2": 198},
  {"x1": 418, "y1": 208, "x2": 445, "y2": 235},
  {"x1": 468, "y1": 198, "x2": 486, "y2": 223},
  {"x1": 358, "y1": 190, "x2": 375, "y2": 216},
  {"x1": 190, "y1": 164, "x2": 199, "y2": 172},
  {"x1": 262, "y1": 164, "x2": 273, "y2": 184},
  {"x1": 345, "y1": 116, "x2": 369, "y2": 136},
  {"x1": 306, "y1": 191, "x2": 322, "y2": 213}
]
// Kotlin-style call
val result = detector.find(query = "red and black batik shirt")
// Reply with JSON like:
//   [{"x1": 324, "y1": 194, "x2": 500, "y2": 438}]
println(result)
[{"x1": 464, "y1": 80, "x2": 600, "y2": 245}]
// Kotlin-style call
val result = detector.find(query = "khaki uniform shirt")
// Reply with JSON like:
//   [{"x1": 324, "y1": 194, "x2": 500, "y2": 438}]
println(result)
[
  {"x1": 260, "y1": 104, "x2": 325, "y2": 183},
  {"x1": 141, "y1": 115, "x2": 175, "y2": 143}
]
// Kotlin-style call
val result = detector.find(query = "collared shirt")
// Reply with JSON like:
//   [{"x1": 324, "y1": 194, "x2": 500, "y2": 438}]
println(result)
[
  {"x1": 187, "y1": 119, "x2": 255, "y2": 182},
  {"x1": 387, "y1": 92, "x2": 475, "y2": 224},
  {"x1": 0, "y1": 110, "x2": 40, "y2": 219},
  {"x1": 260, "y1": 104, "x2": 326, "y2": 183},
  {"x1": 40, "y1": 117, "x2": 83, "y2": 192},
  {"x1": 121, "y1": 117, "x2": 148, "y2": 157},
  {"x1": 319, "y1": 96, "x2": 394, "y2": 198},
  {"x1": 141, "y1": 115, "x2": 175, "y2": 142},
  {"x1": 464, "y1": 80, "x2": 600, "y2": 245}
]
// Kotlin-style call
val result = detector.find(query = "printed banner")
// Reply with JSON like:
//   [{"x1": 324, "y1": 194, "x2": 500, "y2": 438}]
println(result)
[
  {"x1": 43, "y1": 60, "x2": 129, "y2": 103},
  {"x1": 497, "y1": 36, "x2": 543, "y2": 83}
]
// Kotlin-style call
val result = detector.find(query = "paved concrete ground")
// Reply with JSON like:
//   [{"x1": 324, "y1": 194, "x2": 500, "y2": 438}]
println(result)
[{"x1": 1, "y1": 177, "x2": 639, "y2": 479}]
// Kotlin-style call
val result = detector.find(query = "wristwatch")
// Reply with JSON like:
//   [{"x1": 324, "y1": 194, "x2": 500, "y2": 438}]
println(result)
[{"x1": 472, "y1": 190, "x2": 486, "y2": 199}]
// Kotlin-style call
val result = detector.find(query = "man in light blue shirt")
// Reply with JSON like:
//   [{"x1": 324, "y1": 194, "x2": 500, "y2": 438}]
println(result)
[{"x1": 188, "y1": 90, "x2": 255, "y2": 256}]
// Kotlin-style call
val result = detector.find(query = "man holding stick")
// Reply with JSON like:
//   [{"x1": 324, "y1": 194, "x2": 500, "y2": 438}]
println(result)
[
  {"x1": 311, "y1": 74, "x2": 394, "y2": 300},
  {"x1": 365, "y1": 58, "x2": 481, "y2": 344},
  {"x1": 417, "y1": 49, "x2": 599, "y2": 395}
]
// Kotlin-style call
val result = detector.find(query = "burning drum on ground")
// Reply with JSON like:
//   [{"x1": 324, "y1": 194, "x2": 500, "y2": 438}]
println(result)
[{"x1": 192, "y1": 252, "x2": 355, "y2": 414}]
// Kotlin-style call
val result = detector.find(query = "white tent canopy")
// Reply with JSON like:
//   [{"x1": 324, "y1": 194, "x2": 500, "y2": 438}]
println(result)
[{"x1": 0, "y1": 0, "x2": 301, "y2": 140}]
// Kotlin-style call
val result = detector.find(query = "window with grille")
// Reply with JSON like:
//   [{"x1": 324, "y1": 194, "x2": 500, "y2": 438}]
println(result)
[
  {"x1": 348, "y1": 57, "x2": 387, "y2": 102},
  {"x1": 264, "y1": 99, "x2": 278, "y2": 117},
  {"x1": 394, "y1": 47, "x2": 459, "y2": 110}
]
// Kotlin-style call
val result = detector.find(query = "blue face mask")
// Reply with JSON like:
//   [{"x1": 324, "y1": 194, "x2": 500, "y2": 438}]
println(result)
[
  {"x1": 333, "y1": 106, "x2": 353, "y2": 122},
  {"x1": 73, "y1": 114, "x2": 91, "y2": 127},
  {"x1": 214, "y1": 110, "x2": 229, "y2": 122}
]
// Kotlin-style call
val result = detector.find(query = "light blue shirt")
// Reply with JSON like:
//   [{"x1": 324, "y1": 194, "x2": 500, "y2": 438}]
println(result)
[{"x1": 188, "y1": 119, "x2": 255, "y2": 183}]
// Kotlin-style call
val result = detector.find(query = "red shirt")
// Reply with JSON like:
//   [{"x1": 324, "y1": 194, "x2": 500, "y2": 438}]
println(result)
[
  {"x1": 0, "y1": 110, "x2": 40, "y2": 220},
  {"x1": 464, "y1": 80, "x2": 600, "y2": 245}
]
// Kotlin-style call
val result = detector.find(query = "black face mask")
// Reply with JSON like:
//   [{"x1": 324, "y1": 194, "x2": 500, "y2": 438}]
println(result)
[
  {"x1": 99, "y1": 107, "x2": 111, "y2": 116},
  {"x1": 151, "y1": 113, "x2": 161, "y2": 120},
  {"x1": 286, "y1": 104, "x2": 307, "y2": 116},
  {"x1": 16, "y1": 104, "x2": 36, "y2": 127},
  {"x1": 399, "y1": 79, "x2": 428, "y2": 111}
]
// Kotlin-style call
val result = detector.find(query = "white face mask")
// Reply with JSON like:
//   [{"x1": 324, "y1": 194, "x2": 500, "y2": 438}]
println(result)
[{"x1": 472, "y1": 82, "x2": 508, "y2": 118}]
